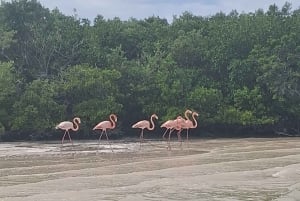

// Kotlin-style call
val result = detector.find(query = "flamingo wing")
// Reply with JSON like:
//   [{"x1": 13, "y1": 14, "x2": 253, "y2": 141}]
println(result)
[
  {"x1": 93, "y1": 120, "x2": 112, "y2": 130},
  {"x1": 161, "y1": 120, "x2": 174, "y2": 128},
  {"x1": 182, "y1": 120, "x2": 193, "y2": 129},
  {"x1": 56, "y1": 121, "x2": 73, "y2": 130},
  {"x1": 132, "y1": 120, "x2": 150, "y2": 129}
]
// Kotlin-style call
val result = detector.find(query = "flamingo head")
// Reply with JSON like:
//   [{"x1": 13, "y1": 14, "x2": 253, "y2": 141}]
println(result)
[
  {"x1": 74, "y1": 117, "x2": 81, "y2": 124},
  {"x1": 110, "y1": 114, "x2": 118, "y2": 122},
  {"x1": 193, "y1": 112, "x2": 199, "y2": 117},
  {"x1": 152, "y1": 114, "x2": 158, "y2": 120},
  {"x1": 185, "y1": 109, "x2": 193, "y2": 114}
]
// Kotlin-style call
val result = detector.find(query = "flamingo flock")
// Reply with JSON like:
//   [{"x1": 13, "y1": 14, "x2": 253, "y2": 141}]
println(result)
[{"x1": 55, "y1": 109, "x2": 198, "y2": 151}]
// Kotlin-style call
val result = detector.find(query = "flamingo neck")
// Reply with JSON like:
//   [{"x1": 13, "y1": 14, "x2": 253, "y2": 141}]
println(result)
[
  {"x1": 149, "y1": 116, "x2": 155, "y2": 130},
  {"x1": 72, "y1": 118, "x2": 79, "y2": 131},
  {"x1": 191, "y1": 113, "x2": 198, "y2": 128},
  {"x1": 110, "y1": 115, "x2": 116, "y2": 129},
  {"x1": 184, "y1": 110, "x2": 191, "y2": 121}
]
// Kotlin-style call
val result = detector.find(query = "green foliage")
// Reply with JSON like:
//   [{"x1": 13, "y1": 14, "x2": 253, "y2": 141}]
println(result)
[
  {"x1": 232, "y1": 87, "x2": 276, "y2": 125},
  {"x1": 12, "y1": 79, "x2": 64, "y2": 132},
  {"x1": 233, "y1": 87, "x2": 265, "y2": 115},
  {"x1": 170, "y1": 30, "x2": 208, "y2": 68},
  {"x1": 229, "y1": 59, "x2": 258, "y2": 89},
  {"x1": 219, "y1": 106, "x2": 275, "y2": 126},
  {"x1": 220, "y1": 107, "x2": 252, "y2": 125},
  {"x1": 0, "y1": 26, "x2": 15, "y2": 61},
  {"x1": 0, "y1": 62, "x2": 17, "y2": 131},
  {"x1": 187, "y1": 86, "x2": 222, "y2": 124},
  {"x1": 57, "y1": 65, "x2": 122, "y2": 131}
]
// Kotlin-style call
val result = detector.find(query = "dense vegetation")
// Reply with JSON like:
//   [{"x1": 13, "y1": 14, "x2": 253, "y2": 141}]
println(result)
[{"x1": 0, "y1": 0, "x2": 299, "y2": 141}]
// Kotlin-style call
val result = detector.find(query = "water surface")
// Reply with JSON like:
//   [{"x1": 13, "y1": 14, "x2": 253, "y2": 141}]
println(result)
[{"x1": 0, "y1": 138, "x2": 300, "y2": 200}]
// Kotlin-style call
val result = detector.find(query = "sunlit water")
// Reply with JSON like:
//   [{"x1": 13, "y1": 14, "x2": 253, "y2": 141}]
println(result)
[{"x1": 0, "y1": 137, "x2": 300, "y2": 200}]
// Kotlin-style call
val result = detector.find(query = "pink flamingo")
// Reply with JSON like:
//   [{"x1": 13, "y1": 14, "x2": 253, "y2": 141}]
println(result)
[
  {"x1": 161, "y1": 117, "x2": 183, "y2": 140},
  {"x1": 161, "y1": 109, "x2": 192, "y2": 141},
  {"x1": 132, "y1": 114, "x2": 158, "y2": 145},
  {"x1": 55, "y1": 117, "x2": 81, "y2": 145},
  {"x1": 93, "y1": 114, "x2": 117, "y2": 151},
  {"x1": 181, "y1": 111, "x2": 199, "y2": 142},
  {"x1": 161, "y1": 119, "x2": 176, "y2": 139},
  {"x1": 161, "y1": 115, "x2": 184, "y2": 150}
]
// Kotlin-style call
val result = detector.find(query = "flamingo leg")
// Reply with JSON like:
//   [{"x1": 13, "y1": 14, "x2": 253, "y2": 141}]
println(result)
[
  {"x1": 141, "y1": 129, "x2": 144, "y2": 142},
  {"x1": 67, "y1": 131, "x2": 73, "y2": 145},
  {"x1": 177, "y1": 129, "x2": 183, "y2": 149},
  {"x1": 61, "y1": 130, "x2": 67, "y2": 145},
  {"x1": 186, "y1": 129, "x2": 190, "y2": 148},
  {"x1": 162, "y1": 128, "x2": 169, "y2": 140},
  {"x1": 105, "y1": 130, "x2": 113, "y2": 152},
  {"x1": 139, "y1": 129, "x2": 144, "y2": 148},
  {"x1": 96, "y1": 130, "x2": 105, "y2": 153},
  {"x1": 167, "y1": 129, "x2": 174, "y2": 150},
  {"x1": 98, "y1": 130, "x2": 104, "y2": 144},
  {"x1": 177, "y1": 129, "x2": 182, "y2": 142}
]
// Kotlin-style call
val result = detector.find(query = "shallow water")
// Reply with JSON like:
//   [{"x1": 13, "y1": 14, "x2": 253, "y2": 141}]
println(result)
[{"x1": 0, "y1": 138, "x2": 300, "y2": 200}]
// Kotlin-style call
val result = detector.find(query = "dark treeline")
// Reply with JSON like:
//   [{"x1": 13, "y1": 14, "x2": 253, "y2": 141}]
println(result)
[{"x1": 0, "y1": 0, "x2": 299, "y2": 141}]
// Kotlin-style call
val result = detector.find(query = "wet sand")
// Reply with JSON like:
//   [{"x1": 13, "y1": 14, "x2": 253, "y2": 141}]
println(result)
[{"x1": 0, "y1": 137, "x2": 300, "y2": 201}]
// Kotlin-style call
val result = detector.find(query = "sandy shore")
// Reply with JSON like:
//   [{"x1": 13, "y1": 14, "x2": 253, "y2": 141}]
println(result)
[{"x1": 0, "y1": 137, "x2": 300, "y2": 200}]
